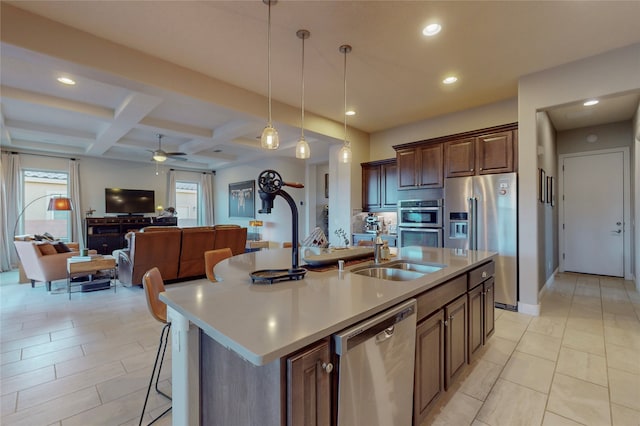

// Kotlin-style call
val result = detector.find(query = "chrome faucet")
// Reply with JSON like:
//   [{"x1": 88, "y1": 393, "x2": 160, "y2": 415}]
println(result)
[{"x1": 374, "y1": 231, "x2": 384, "y2": 264}]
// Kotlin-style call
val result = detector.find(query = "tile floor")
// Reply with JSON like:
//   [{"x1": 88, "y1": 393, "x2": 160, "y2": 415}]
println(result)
[
  {"x1": 1, "y1": 271, "x2": 639, "y2": 425},
  {"x1": 423, "y1": 273, "x2": 640, "y2": 426}
]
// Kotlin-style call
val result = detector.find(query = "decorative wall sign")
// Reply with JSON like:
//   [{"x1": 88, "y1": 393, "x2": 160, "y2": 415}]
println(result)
[{"x1": 229, "y1": 180, "x2": 255, "y2": 218}]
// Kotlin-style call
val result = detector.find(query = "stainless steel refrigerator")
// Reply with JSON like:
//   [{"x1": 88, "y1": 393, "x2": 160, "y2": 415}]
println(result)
[{"x1": 444, "y1": 173, "x2": 518, "y2": 310}]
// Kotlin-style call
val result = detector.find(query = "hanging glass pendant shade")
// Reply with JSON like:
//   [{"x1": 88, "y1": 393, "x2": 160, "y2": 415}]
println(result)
[
  {"x1": 295, "y1": 29, "x2": 311, "y2": 159},
  {"x1": 261, "y1": 0, "x2": 279, "y2": 150},
  {"x1": 339, "y1": 44, "x2": 352, "y2": 164}
]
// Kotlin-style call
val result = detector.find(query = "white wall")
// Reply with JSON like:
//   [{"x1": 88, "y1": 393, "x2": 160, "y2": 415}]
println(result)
[
  {"x1": 634, "y1": 103, "x2": 640, "y2": 289},
  {"x1": 15, "y1": 153, "x2": 312, "y2": 249},
  {"x1": 518, "y1": 42, "x2": 640, "y2": 311},
  {"x1": 369, "y1": 98, "x2": 518, "y2": 161},
  {"x1": 17, "y1": 154, "x2": 189, "y2": 217},
  {"x1": 536, "y1": 112, "x2": 558, "y2": 287},
  {"x1": 214, "y1": 157, "x2": 307, "y2": 246}
]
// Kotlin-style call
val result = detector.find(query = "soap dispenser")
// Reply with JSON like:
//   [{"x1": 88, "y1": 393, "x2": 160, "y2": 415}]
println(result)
[{"x1": 381, "y1": 240, "x2": 390, "y2": 260}]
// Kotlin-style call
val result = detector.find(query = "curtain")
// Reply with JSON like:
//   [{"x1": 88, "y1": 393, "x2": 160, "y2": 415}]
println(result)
[
  {"x1": 166, "y1": 169, "x2": 176, "y2": 211},
  {"x1": 68, "y1": 159, "x2": 84, "y2": 248},
  {"x1": 200, "y1": 172, "x2": 214, "y2": 226},
  {"x1": 0, "y1": 152, "x2": 22, "y2": 270}
]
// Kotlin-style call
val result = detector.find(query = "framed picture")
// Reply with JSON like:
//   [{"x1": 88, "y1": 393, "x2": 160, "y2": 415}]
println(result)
[
  {"x1": 547, "y1": 176, "x2": 554, "y2": 206},
  {"x1": 538, "y1": 168, "x2": 546, "y2": 203},
  {"x1": 324, "y1": 173, "x2": 329, "y2": 199},
  {"x1": 229, "y1": 180, "x2": 255, "y2": 218}
]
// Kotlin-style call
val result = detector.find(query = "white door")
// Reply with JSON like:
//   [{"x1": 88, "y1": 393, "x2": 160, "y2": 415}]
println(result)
[{"x1": 562, "y1": 151, "x2": 624, "y2": 276}]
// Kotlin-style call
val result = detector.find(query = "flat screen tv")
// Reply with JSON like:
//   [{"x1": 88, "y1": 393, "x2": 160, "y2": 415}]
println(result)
[{"x1": 105, "y1": 188, "x2": 155, "y2": 215}]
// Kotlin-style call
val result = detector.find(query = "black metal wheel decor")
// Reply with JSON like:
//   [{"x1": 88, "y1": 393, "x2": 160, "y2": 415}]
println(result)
[{"x1": 258, "y1": 169, "x2": 283, "y2": 194}]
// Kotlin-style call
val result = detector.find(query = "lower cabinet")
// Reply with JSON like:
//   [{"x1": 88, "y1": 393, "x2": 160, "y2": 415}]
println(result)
[
  {"x1": 287, "y1": 339, "x2": 332, "y2": 426},
  {"x1": 445, "y1": 295, "x2": 468, "y2": 389},
  {"x1": 468, "y1": 277, "x2": 496, "y2": 363},
  {"x1": 484, "y1": 278, "x2": 495, "y2": 340},
  {"x1": 414, "y1": 310, "x2": 445, "y2": 425}
]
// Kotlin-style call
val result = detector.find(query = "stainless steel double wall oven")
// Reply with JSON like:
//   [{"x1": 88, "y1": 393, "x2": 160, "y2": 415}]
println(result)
[{"x1": 397, "y1": 199, "x2": 443, "y2": 249}]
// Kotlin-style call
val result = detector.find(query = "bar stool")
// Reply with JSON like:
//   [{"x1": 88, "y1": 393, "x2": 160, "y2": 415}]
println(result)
[
  {"x1": 204, "y1": 248, "x2": 233, "y2": 282},
  {"x1": 139, "y1": 267, "x2": 172, "y2": 426}
]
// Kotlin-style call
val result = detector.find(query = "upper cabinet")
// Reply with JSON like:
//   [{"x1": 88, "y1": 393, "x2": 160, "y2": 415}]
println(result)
[
  {"x1": 361, "y1": 159, "x2": 397, "y2": 212},
  {"x1": 397, "y1": 143, "x2": 443, "y2": 189},
  {"x1": 394, "y1": 123, "x2": 518, "y2": 184},
  {"x1": 445, "y1": 130, "x2": 516, "y2": 177}
]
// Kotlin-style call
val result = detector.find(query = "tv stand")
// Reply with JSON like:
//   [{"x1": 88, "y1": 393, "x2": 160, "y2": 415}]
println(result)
[
  {"x1": 85, "y1": 216, "x2": 178, "y2": 255},
  {"x1": 117, "y1": 214, "x2": 144, "y2": 217}
]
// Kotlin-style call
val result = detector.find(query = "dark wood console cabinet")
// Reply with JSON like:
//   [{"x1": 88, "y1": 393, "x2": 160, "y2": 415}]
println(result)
[{"x1": 85, "y1": 216, "x2": 177, "y2": 254}]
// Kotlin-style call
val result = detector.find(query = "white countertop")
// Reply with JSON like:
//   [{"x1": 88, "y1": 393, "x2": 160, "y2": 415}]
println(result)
[{"x1": 160, "y1": 246, "x2": 496, "y2": 366}]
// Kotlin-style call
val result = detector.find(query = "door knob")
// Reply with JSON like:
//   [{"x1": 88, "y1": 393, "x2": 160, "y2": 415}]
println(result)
[
  {"x1": 321, "y1": 362, "x2": 334, "y2": 374},
  {"x1": 612, "y1": 230, "x2": 622, "y2": 234}
]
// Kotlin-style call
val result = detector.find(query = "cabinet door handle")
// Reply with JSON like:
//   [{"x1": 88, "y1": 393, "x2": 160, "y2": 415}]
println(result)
[
  {"x1": 481, "y1": 271, "x2": 487, "y2": 278},
  {"x1": 470, "y1": 168, "x2": 474, "y2": 172},
  {"x1": 444, "y1": 320, "x2": 449, "y2": 327},
  {"x1": 321, "y1": 362, "x2": 334, "y2": 374}
]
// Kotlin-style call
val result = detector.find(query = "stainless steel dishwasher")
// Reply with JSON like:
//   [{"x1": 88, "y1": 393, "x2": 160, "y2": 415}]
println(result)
[{"x1": 334, "y1": 299, "x2": 417, "y2": 426}]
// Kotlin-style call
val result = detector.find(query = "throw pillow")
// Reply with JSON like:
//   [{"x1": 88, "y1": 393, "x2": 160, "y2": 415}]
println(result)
[
  {"x1": 53, "y1": 242, "x2": 72, "y2": 253},
  {"x1": 38, "y1": 243, "x2": 57, "y2": 256}
]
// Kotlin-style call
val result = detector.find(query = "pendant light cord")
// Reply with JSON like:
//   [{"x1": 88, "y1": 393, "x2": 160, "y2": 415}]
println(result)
[
  {"x1": 267, "y1": 0, "x2": 273, "y2": 126},
  {"x1": 343, "y1": 48, "x2": 348, "y2": 145},
  {"x1": 300, "y1": 33, "x2": 305, "y2": 139}
]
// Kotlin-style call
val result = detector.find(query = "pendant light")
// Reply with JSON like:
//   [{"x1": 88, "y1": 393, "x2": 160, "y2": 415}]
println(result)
[
  {"x1": 261, "y1": 0, "x2": 279, "y2": 150},
  {"x1": 295, "y1": 29, "x2": 311, "y2": 159},
  {"x1": 338, "y1": 44, "x2": 352, "y2": 163}
]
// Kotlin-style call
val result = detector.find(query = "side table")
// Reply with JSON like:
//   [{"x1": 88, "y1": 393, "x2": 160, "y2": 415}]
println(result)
[{"x1": 67, "y1": 255, "x2": 117, "y2": 300}]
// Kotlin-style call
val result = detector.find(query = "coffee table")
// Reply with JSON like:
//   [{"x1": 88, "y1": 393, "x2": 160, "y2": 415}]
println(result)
[{"x1": 66, "y1": 255, "x2": 116, "y2": 300}]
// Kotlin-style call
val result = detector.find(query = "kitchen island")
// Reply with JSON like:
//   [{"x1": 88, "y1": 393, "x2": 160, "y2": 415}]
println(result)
[{"x1": 160, "y1": 246, "x2": 496, "y2": 425}]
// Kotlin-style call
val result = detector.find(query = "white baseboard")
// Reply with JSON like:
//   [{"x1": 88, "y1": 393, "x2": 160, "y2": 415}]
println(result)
[{"x1": 517, "y1": 301, "x2": 540, "y2": 316}]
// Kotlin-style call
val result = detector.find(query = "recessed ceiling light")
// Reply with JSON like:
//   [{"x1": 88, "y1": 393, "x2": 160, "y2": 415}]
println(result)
[
  {"x1": 442, "y1": 76, "x2": 458, "y2": 85},
  {"x1": 57, "y1": 76, "x2": 76, "y2": 85},
  {"x1": 345, "y1": 110, "x2": 356, "y2": 116},
  {"x1": 422, "y1": 23, "x2": 442, "y2": 37},
  {"x1": 583, "y1": 99, "x2": 599, "y2": 106}
]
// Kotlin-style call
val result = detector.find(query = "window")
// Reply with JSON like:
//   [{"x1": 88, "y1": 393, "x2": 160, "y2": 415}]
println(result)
[
  {"x1": 21, "y1": 170, "x2": 70, "y2": 240},
  {"x1": 176, "y1": 181, "x2": 199, "y2": 227}
]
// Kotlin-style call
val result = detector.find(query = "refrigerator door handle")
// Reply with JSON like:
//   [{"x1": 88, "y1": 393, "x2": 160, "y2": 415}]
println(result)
[{"x1": 467, "y1": 197, "x2": 476, "y2": 250}]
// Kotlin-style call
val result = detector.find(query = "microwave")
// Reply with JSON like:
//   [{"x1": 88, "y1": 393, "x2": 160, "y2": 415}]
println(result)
[{"x1": 397, "y1": 199, "x2": 442, "y2": 228}]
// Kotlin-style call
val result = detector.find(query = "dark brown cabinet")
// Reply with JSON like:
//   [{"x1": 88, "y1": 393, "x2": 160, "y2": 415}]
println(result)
[
  {"x1": 287, "y1": 339, "x2": 332, "y2": 426},
  {"x1": 414, "y1": 310, "x2": 445, "y2": 425},
  {"x1": 445, "y1": 295, "x2": 468, "y2": 389},
  {"x1": 396, "y1": 143, "x2": 443, "y2": 189},
  {"x1": 445, "y1": 130, "x2": 516, "y2": 178},
  {"x1": 468, "y1": 284, "x2": 484, "y2": 361},
  {"x1": 443, "y1": 138, "x2": 475, "y2": 178},
  {"x1": 361, "y1": 159, "x2": 397, "y2": 211},
  {"x1": 468, "y1": 261, "x2": 496, "y2": 363}
]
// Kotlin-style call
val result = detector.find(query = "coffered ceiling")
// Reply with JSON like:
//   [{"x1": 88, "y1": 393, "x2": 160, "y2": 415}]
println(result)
[{"x1": 1, "y1": 1, "x2": 639, "y2": 171}]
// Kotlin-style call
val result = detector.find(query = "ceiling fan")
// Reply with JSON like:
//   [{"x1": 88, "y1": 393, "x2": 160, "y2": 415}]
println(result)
[{"x1": 150, "y1": 134, "x2": 187, "y2": 162}]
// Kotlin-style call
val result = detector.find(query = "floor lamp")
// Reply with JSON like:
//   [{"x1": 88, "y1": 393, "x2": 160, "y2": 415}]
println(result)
[{"x1": 13, "y1": 194, "x2": 74, "y2": 240}]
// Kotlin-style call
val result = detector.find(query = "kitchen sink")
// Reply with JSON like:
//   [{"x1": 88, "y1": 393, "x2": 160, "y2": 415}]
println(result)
[
  {"x1": 351, "y1": 261, "x2": 445, "y2": 281},
  {"x1": 384, "y1": 260, "x2": 445, "y2": 274}
]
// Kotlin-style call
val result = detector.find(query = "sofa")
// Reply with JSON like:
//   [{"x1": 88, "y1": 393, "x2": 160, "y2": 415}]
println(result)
[
  {"x1": 117, "y1": 225, "x2": 247, "y2": 286},
  {"x1": 14, "y1": 241, "x2": 83, "y2": 290}
]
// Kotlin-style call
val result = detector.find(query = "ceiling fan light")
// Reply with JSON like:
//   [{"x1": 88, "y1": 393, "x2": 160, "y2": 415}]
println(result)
[
  {"x1": 261, "y1": 125, "x2": 279, "y2": 150},
  {"x1": 153, "y1": 151, "x2": 167, "y2": 162},
  {"x1": 295, "y1": 137, "x2": 310, "y2": 159}
]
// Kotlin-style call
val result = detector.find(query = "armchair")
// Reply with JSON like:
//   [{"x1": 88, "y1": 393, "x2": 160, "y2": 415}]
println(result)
[{"x1": 14, "y1": 241, "x2": 82, "y2": 291}]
